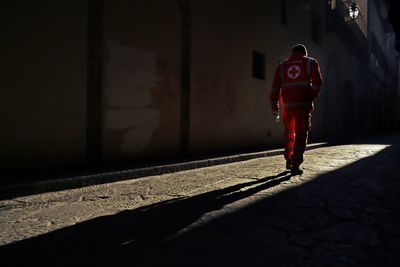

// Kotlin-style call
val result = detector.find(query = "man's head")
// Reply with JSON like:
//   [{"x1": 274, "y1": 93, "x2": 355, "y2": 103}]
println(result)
[{"x1": 292, "y1": 44, "x2": 308, "y2": 56}]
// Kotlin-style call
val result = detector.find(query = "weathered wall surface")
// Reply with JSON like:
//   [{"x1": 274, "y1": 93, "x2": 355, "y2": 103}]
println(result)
[
  {"x1": 190, "y1": 1, "x2": 282, "y2": 153},
  {"x1": 0, "y1": 1, "x2": 87, "y2": 169},
  {"x1": 103, "y1": 0, "x2": 181, "y2": 162}
]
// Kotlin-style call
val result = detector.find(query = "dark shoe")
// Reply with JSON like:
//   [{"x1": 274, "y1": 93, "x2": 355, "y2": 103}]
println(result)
[
  {"x1": 291, "y1": 166, "x2": 303, "y2": 175},
  {"x1": 286, "y1": 160, "x2": 293, "y2": 170}
]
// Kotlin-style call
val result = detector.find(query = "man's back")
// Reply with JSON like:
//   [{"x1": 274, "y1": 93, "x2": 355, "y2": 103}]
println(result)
[{"x1": 272, "y1": 52, "x2": 322, "y2": 111}]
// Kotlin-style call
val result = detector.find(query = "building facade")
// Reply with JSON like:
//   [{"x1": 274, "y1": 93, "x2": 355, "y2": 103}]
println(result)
[{"x1": 0, "y1": 0, "x2": 399, "y2": 171}]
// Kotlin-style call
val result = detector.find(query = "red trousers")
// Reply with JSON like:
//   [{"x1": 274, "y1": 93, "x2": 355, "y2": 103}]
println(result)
[{"x1": 282, "y1": 108, "x2": 312, "y2": 166}]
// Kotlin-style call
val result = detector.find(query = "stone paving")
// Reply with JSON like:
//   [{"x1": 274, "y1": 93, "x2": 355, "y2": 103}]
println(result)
[{"x1": 0, "y1": 134, "x2": 400, "y2": 266}]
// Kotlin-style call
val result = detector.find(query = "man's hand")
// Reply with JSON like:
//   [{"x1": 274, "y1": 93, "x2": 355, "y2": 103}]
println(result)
[{"x1": 272, "y1": 111, "x2": 280, "y2": 123}]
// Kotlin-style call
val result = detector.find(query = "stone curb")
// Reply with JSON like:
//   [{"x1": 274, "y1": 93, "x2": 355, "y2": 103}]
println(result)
[{"x1": 0, "y1": 142, "x2": 328, "y2": 200}]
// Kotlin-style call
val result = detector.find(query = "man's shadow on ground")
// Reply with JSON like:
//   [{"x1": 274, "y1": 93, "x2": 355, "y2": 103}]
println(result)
[{"x1": 1, "y1": 170, "x2": 293, "y2": 266}]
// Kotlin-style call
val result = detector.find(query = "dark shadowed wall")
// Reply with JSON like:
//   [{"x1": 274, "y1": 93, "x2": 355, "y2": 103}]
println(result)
[{"x1": 0, "y1": 0, "x2": 398, "y2": 171}]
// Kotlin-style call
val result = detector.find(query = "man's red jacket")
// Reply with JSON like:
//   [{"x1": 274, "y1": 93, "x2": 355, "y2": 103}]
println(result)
[{"x1": 270, "y1": 52, "x2": 323, "y2": 112}]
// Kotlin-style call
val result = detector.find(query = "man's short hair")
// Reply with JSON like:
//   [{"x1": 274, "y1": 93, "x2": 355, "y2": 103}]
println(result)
[{"x1": 292, "y1": 44, "x2": 308, "y2": 56}]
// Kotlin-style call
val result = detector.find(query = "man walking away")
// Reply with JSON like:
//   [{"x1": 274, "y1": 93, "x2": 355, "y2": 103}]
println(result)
[{"x1": 270, "y1": 44, "x2": 323, "y2": 174}]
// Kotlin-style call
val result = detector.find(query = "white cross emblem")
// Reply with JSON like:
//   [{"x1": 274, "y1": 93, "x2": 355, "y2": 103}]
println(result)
[{"x1": 287, "y1": 65, "x2": 301, "y2": 79}]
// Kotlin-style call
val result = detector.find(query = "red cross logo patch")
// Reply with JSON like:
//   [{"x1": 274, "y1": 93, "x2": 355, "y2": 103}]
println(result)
[{"x1": 287, "y1": 65, "x2": 301, "y2": 79}]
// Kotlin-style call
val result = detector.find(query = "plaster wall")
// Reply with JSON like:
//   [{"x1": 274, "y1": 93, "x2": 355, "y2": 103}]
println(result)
[
  {"x1": 103, "y1": 0, "x2": 181, "y2": 162},
  {"x1": 0, "y1": 1, "x2": 87, "y2": 169}
]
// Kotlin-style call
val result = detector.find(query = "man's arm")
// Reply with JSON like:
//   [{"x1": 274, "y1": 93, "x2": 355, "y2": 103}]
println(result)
[
  {"x1": 310, "y1": 60, "x2": 322, "y2": 100},
  {"x1": 270, "y1": 64, "x2": 282, "y2": 112}
]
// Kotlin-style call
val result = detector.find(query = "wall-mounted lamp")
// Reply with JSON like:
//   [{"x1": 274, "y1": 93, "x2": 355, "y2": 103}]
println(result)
[{"x1": 349, "y1": 2, "x2": 360, "y2": 19}]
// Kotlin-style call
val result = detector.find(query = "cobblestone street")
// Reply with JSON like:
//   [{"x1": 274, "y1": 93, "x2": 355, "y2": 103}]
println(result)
[{"x1": 1, "y1": 134, "x2": 400, "y2": 266}]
